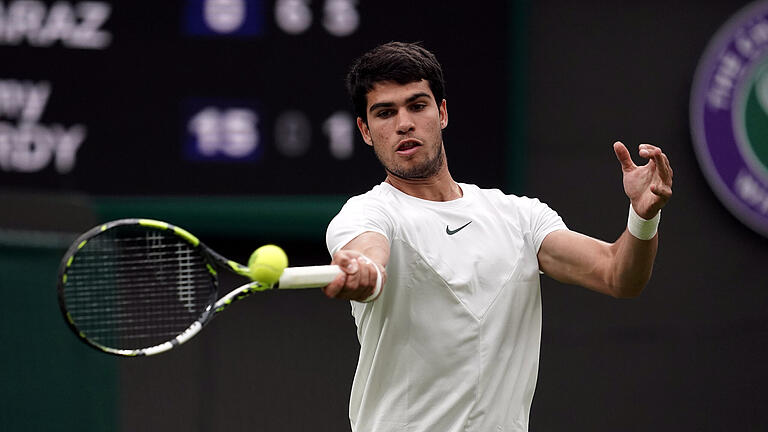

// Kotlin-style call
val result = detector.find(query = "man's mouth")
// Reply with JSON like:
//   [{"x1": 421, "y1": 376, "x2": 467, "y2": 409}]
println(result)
[{"x1": 396, "y1": 139, "x2": 422, "y2": 154}]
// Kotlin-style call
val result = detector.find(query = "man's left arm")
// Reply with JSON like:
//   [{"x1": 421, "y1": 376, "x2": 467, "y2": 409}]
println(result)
[{"x1": 537, "y1": 142, "x2": 673, "y2": 298}]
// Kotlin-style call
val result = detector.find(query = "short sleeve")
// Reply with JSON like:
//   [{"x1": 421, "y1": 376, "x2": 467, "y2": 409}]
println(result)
[
  {"x1": 528, "y1": 198, "x2": 568, "y2": 253},
  {"x1": 325, "y1": 195, "x2": 394, "y2": 257}
]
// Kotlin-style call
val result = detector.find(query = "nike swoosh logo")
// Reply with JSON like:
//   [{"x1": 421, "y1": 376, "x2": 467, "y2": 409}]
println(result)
[{"x1": 446, "y1": 221, "x2": 472, "y2": 235}]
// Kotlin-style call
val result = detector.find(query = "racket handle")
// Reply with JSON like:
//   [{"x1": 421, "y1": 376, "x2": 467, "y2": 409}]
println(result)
[{"x1": 278, "y1": 265, "x2": 342, "y2": 289}]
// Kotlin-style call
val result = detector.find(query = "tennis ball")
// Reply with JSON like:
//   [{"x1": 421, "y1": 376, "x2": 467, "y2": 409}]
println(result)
[{"x1": 248, "y1": 244, "x2": 288, "y2": 286}]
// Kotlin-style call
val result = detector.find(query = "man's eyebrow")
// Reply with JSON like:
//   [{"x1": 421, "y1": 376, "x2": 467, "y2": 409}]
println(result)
[
  {"x1": 368, "y1": 92, "x2": 433, "y2": 113},
  {"x1": 406, "y1": 92, "x2": 431, "y2": 103},
  {"x1": 368, "y1": 101, "x2": 394, "y2": 113}
]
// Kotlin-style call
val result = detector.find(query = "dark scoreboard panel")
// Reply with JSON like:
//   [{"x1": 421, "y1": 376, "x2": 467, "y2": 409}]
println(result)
[{"x1": 0, "y1": 0, "x2": 512, "y2": 198}]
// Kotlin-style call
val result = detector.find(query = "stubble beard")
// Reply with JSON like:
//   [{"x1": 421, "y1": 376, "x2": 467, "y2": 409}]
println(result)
[{"x1": 373, "y1": 139, "x2": 445, "y2": 180}]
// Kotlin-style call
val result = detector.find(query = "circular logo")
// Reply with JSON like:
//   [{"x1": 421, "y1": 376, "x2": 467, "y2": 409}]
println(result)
[{"x1": 691, "y1": 0, "x2": 768, "y2": 237}]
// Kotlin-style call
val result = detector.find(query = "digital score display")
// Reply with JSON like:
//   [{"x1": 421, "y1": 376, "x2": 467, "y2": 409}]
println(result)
[{"x1": 0, "y1": 0, "x2": 511, "y2": 197}]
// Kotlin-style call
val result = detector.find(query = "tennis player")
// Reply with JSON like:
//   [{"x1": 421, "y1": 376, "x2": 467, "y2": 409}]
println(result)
[{"x1": 324, "y1": 42, "x2": 672, "y2": 432}]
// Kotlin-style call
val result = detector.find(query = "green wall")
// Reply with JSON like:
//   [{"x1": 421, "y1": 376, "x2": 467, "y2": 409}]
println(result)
[{"x1": 0, "y1": 246, "x2": 117, "y2": 431}]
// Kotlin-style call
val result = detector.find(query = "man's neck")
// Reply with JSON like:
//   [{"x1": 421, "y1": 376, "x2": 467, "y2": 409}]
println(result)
[{"x1": 384, "y1": 166, "x2": 462, "y2": 202}]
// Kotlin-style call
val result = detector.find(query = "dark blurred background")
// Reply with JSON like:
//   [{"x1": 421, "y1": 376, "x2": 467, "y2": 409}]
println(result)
[{"x1": 1, "y1": 1, "x2": 766, "y2": 431}]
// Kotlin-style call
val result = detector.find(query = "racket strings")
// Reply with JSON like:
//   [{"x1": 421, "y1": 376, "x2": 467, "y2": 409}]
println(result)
[
  {"x1": 62, "y1": 227, "x2": 216, "y2": 350},
  {"x1": 64, "y1": 272, "x2": 211, "y2": 297}
]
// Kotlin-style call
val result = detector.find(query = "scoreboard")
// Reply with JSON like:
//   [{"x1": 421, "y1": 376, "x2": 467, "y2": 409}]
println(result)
[{"x1": 0, "y1": 0, "x2": 516, "y2": 236}]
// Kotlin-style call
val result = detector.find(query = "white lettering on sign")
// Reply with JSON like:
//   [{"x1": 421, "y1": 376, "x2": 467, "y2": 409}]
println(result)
[
  {"x1": 275, "y1": 0, "x2": 359, "y2": 36},
  {"x1": 707, "y1": 52, "x2": 742, "y2": 110},
  {"x1": 0, "y1": 79, "x2": 50, "y2": 121},
  {"x1": 322, "y1": 0, "x2": 358, "y2": 37},
  {"x1": 0, "y1": 122, "x2": 85, "y2": 173},
  {"x1": 323, "y1": 110, "x2": 353, "y2": 159},
  {"x1": 0, "y1": 78, "x2": 86, "y2": 174},
  {"x1": 0, "y1": 0, "x2": 112, "y2": 49},
  {"x1": 735, "y1": 169, "x2": 768, "y2": 214},
  {"x1": 204, "y1": 0, "x2": 245, "y2": 34},
  {"x1": 188, "y1": 107, "x2": 259, "y2": 158}
]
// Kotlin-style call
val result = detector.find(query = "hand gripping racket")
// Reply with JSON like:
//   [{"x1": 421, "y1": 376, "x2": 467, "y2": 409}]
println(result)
[{"x1": 57, "y1": 218, "x2": 350, "y2": 357}]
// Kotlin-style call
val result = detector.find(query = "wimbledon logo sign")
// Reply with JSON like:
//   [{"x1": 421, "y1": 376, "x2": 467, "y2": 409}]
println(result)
[{"x1": 691, "y1": 0, "x2": 768, "y2": 237}]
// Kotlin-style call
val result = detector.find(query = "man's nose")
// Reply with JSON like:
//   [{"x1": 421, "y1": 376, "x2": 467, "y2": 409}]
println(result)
[{"x1": 396, "y1": 111, "x2": 415, "y2": 134}]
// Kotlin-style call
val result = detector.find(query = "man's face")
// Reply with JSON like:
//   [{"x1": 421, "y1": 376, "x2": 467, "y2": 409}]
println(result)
[{"x1": 357, "y1": 80, "x2": 448, "y2": 180}]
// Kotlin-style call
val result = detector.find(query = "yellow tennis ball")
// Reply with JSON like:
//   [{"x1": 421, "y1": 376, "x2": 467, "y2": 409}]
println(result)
[{"x1": 248, "y1": 245, "x2": 288, "y2": 286}]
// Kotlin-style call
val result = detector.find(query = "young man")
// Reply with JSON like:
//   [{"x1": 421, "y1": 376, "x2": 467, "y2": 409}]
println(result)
[{"x1": 324, "y1": 42, "x2": 672, "y2": 432}]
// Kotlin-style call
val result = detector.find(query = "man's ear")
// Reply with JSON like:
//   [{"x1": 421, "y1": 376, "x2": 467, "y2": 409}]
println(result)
[
  {"x1": 357, "y1": 117, "x2": 373, "y2": 146},
  {"x1": 439, "y1": 99, "x2": 448, "y2": 129}
]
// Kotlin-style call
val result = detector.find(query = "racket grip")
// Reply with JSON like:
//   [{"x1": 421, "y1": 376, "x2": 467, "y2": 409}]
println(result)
[{"x1": 278, "y1": 265, "x2": 342, "y2": 289}]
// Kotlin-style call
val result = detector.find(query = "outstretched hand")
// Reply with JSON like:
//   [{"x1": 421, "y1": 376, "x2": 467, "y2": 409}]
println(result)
[{"x1": 614, "y1": 141, "x2": 673, "y2": 219}]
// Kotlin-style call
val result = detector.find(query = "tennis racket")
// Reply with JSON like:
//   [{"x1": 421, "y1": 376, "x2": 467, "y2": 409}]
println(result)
[{"x1": 57, "y1": 218, "x2": 347, "y2": 357}]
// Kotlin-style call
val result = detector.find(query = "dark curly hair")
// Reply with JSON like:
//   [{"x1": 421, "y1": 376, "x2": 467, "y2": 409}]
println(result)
[{"x1": 346, "y1": 42, "x2": 446, "y2": 123}]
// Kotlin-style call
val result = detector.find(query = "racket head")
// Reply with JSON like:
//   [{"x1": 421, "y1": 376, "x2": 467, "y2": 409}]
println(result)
[{"x1": 57, "y1": 219, "x2": 219, "y2": 356}]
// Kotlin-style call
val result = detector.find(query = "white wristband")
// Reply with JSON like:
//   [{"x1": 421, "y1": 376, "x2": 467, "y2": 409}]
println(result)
[
  {"x1": 627, "y1": 203, "x2": 660, "y2": 240},
  {"x1": 357, "y1": 255, "x2": 383, "y2": 303}
]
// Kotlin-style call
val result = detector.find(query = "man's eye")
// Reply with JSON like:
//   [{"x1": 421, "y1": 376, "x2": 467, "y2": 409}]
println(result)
[
  {"x1": 411, "y1": 103, "x2": 427, "y2": 111},
  {"x1": 377, "y1": 110, "x2": 394, "y2": 118}
]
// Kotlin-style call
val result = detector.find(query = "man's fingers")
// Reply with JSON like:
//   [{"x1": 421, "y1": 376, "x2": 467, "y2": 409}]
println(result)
[
  {"x1": 356, "y1": 256, "x2": 376, "y2": 281},
  {"x1": 352, "y1": 257, "x2": 370, "y2": 290},
  {"x1": 656, "y1": 151, "x2": 674, "y2": 185},
  {"x1": 342, "y1": 258, "x2": 375, "y2": 300},
  {"x1": 366, "y1": 260, "x2": 380, "y2": 288},
  {"x1": 342, "y1": 256, "x2": 359, "y2": 274},
  {"x1": 638, "y1": 144, "x2": 661, "y2": 160},
  {"x1": 639, "y1": 143, "x2": 673, "y2": 185},
  {"x1": 651, "y1": 183, "x2": 673, "y2": 200},
  {"x1": 323, "y1": 272, "x2": 347, "y2": 298},
  {"x1": 613, "y1": 141, "x2": 635, "y2": 172},
  {"x1": 328, "y1": 249, "x2": 385, "y2": 301},
  {"x1": 332, "y1": 252, "x2": 359, "y2": 273},
  {"x1": 328, "y1": 250, "x2": 361, "y2": 298}
]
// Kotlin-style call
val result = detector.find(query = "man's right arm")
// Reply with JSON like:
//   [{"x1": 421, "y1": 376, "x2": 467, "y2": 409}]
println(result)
[{"x1": 323, "y1": 231, "x2": 390, "y2": 301}]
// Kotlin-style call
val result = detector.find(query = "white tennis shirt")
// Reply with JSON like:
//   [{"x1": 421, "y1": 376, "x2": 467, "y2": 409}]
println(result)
[{"x1": 326, "y1": 182, "x2": 567, "y2": 432}]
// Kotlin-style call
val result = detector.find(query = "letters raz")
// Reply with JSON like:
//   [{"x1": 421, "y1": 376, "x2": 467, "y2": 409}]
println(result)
[{"x1": 0, "y1": 0, "x2": 112, "y2": 49}]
